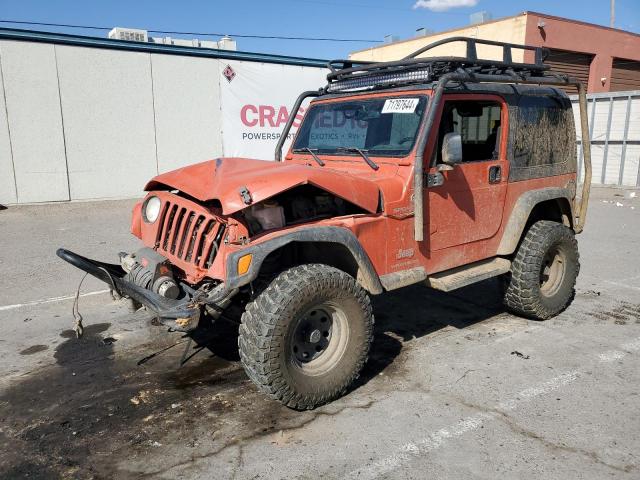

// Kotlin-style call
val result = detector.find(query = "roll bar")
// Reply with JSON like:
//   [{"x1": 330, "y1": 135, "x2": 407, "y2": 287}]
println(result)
[
  {"x1": 274, "y1": 90, "x2": 321, "y2": 162},
  {"x1": 413, "y1": 71, "x2": 591, "y2": 240}
]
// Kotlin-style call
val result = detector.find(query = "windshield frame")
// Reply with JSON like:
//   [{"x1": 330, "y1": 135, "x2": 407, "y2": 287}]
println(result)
[{"x1": 291, "y1": 93, "x2": 430, "y2": 160}]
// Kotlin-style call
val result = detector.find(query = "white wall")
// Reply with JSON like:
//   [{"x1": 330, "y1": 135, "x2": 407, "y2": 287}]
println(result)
[
  {"x1": 0, "y1": 53, "x2": 16, "y2": 204},
  {"x1": 0, "y1": 39, "x2": 327, "y2": 204},
  {"x1": 151, "y1": 54, "x2": 223, "y2": 173},
  {"x1": 56, "y1": 45, "x2": 158, "y2": 200},
  {"x1": 0, "y1": 41, "x2": 69, "y2": 203}
]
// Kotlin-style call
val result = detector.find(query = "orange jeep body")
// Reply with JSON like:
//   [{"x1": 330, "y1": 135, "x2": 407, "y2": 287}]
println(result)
[
  {"x1": 57, "y1": 37, "x2": 591, "y2": 409},
  {"x1": 126, "y1": 87, "x2": 578, "y2": 301}
]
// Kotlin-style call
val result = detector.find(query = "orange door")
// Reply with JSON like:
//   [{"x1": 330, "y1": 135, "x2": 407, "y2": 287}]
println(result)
[{"x1": 425, "y1": 94, "x2": 509, "y2": 252}]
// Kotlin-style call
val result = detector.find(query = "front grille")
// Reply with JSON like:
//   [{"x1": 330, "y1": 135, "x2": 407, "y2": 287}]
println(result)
[{"x1": 155, "y1": 199, "x2": 226, "y2": 270}]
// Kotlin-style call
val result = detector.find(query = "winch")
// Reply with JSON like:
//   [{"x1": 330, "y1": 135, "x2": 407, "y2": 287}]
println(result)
[{"x1": 119, "y1": 248, "x2": 180, "y2": 299}]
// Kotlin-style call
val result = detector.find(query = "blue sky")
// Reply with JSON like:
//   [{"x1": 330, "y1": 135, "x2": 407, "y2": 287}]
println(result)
[{"x1": 0, "y1": 0, "x2": 638, "y2": 59}]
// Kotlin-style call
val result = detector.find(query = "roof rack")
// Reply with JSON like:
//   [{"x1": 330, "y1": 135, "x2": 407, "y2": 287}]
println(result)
[{"x1": 325, "y1": 36, "x2": 559, "y2": 93}]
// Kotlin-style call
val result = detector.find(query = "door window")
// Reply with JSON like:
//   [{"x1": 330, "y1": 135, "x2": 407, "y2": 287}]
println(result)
[{"x1": 436, "y1": 101, "x2": 502, "y2": 163}]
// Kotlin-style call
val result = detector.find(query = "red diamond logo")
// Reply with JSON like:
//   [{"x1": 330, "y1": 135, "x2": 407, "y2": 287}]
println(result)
[{"x1": 222, "y1": 65, "x2": 236, "y2": 83}]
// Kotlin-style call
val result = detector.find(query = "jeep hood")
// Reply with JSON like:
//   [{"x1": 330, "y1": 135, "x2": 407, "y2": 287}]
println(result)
[{"x1": 145, "y1": 158, "x2": 380, "y2": 215}]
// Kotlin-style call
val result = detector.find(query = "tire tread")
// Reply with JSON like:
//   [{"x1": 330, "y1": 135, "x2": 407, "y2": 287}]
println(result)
[
  {"x1": 238, "y1": 264, "x2": 373, "y2": 410},
  {"x1": 504, "y1": 220, "x2": 580, "y2": 320}
]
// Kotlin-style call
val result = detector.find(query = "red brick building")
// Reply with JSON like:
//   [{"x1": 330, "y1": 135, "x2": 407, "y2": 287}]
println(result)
[{"x1": 351, "y1": 11, "x2": 640, "y2": 94}]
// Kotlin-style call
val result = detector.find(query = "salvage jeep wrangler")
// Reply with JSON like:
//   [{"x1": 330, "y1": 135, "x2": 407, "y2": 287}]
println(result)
[{"x1": 58, "y1": 38, "x2": 592, "y2": 410}]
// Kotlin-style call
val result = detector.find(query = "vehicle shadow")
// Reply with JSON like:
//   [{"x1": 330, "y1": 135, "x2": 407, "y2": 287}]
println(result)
[
  {"x1": 196, "y1": 275, "x2": 508, "y2": 392},
  {"x1": 353, "y1": 276, "x2": 507, "y2": 389}
]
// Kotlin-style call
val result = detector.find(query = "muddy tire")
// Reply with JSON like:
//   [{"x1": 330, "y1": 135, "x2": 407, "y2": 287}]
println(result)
[
  {"x1": 504, "y1": 220, "x2": 579, "y2": 320},
  {"x1": 238, "y1": 264, "x2": 373, "y2": 410}
]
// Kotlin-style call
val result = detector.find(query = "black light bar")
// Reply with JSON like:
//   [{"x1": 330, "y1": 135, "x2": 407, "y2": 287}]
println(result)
[{"x1": 327, "y1": 68, "x2": 432, "y2": 92}]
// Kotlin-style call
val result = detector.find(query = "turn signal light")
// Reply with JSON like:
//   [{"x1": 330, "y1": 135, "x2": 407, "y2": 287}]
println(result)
[{"x1": 237, "y1": 254, "x2": 253, "y2": 275}]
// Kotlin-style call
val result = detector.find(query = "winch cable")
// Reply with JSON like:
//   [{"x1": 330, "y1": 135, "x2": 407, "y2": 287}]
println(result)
[
  {"x1": 71, "y1": 273, "x2": 88, "y2": 338},
  {"x1": 98, "y1": 266, "x2": 121, "y2": 301},
  {"x1": 70, "y1": 266, "x2": 121, "y2": 338}
]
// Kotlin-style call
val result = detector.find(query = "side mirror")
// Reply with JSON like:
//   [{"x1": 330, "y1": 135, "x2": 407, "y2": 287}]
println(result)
[{"x1": 441, "y1": 132, "x2": 462, "y2": 167}]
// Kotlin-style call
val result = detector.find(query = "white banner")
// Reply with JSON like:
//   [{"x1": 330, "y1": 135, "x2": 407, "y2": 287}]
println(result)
[{"x1": 219, "y1": 60, "x2": 328, "y2": 160}]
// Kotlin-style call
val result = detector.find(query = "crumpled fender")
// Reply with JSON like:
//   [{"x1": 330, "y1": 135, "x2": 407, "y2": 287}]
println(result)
[{"x1": 145, "y1": 158, "x2": 380, "y2": 215}]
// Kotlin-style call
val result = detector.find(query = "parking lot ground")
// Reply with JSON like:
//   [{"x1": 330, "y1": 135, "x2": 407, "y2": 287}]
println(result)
[{"x1": 0, "y1": 186, "x2": 638, "y2": 479}]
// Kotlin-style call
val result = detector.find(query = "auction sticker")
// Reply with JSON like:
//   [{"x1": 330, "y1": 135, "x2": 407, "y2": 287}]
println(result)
[{"x1": 381, "y1": 98, "x2": 419, "y2": 114}]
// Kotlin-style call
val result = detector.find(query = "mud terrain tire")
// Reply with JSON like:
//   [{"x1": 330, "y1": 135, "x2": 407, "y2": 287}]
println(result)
[
  {"x1": 504, "y1": 220, "x2": 579, "y2": 320},
  {"x1": 238, "y1": 264, "x2": 373, "y2": 410}
]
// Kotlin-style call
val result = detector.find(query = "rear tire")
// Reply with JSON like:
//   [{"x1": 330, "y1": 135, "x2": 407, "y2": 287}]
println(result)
[
  {"x1": 504, "y1": 220, "x2": 579, "y2": 320},
  {"x1": 238, "y1": 264, "x2": 373, "y2": 410}
]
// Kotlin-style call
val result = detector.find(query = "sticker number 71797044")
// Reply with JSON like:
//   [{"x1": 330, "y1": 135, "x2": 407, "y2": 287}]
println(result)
[{"x1": 381, "y1": 98, "x2": 419, "y2": 114}]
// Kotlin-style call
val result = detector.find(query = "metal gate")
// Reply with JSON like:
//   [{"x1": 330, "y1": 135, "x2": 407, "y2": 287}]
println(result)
[{"x1": 572, "y1": 90, "x2": 640, "y2": 187}]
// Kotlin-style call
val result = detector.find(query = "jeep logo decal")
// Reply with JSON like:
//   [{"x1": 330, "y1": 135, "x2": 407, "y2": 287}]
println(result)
[{"x1": 396, "y1": 248, "x2": 414, "y2": 260}]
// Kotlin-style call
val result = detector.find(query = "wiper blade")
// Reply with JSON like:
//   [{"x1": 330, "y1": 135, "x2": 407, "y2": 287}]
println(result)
[
  {"x1": 294, "y1": 147, "x2": 325, "y2": 166},
  {"x1": 336, "y1": 147, "x2": 379, "y2": 170}
]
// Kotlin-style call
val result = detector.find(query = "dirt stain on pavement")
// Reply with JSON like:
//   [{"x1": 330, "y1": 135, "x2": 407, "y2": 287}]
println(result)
[
  {"x1": 19, "y1": 345, "x2": 49, "y2": 355},
  {"x1": 585, "y1": 301, "x2": 640, "y2": 325},
  {"x1": 0, "y1": 321, "x2": 319, "y2": 479},
  {"x1": 0, "y1": 282, "x2": 504, "y2": 479}
]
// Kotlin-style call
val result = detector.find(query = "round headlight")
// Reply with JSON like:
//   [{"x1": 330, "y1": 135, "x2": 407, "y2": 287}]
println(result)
[{"x1": 143, "y1": 196, "x2": 162, "y2": 223}]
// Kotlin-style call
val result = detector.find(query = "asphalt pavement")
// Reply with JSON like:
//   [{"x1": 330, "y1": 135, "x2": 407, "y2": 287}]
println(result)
[{"x1": 0, "y1": 186, "x2": 638, "y2": 479}]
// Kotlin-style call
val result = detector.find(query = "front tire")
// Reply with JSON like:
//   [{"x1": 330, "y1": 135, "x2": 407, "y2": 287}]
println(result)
[
  {"x1": 238, "y1": 264, "x2": 373, "y2": 410},
  {"x1": 504, "y1": 220, "x2": 580, "y2": 320}
]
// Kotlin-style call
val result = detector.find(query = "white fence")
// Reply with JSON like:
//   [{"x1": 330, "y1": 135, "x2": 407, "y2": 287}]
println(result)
[{"x1": 572, "y1": 91, "x2": 640, "y2": 187}]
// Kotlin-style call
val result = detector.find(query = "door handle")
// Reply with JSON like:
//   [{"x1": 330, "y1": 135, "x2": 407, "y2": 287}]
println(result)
[{"x1": 489, "y1": 165, "x2": 502, "y2": 184}]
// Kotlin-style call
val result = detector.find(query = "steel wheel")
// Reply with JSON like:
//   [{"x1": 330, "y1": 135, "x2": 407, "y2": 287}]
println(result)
[
  {"x1": 539, "y1": 245, "x2": 567, "y2": 297},
  {"x1": 291, "y1": 303, "x2": 350, "y2": 376}
]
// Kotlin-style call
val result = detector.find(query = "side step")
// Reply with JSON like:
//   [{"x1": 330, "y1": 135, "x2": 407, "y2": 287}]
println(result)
[{"x1": 425, "y1": 258, "x2": 511, "y2": 292}]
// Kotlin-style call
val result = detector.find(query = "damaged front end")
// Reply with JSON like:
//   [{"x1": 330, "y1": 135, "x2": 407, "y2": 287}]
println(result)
[
  {"x1": 57, "y1": 157, "x2": 382, "y2": 334},
  {"x1": 57, "y1": 191, "x2": 241, "y2": 332},
  {"x1": 57, "y1": 248, "x2": 200, "y2": 331},
  {"x1": 56, "y1": 248, "x2": 238, "y2": 332}
]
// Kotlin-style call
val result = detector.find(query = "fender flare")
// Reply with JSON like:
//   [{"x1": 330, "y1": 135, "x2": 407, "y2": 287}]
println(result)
[
  {"x1": 224, "y1": 226, "x2": 384, "y2": 294},
  {"x1": 497, "y1": 187, "x2": 574, "y2": 255}
]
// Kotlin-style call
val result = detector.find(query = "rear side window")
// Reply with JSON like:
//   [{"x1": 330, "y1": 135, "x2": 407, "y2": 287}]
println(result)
[{"x1": 513, "y1": 96, "x2": 575, "y2": 167}]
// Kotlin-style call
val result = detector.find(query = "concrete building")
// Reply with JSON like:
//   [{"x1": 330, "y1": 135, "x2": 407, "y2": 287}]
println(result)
[
  {"x1": 350, "y1": 11, "x2": 640, "y2": 94},
  {"x1": 0, "y1": 27, "x2": 327, "y2": 205}
]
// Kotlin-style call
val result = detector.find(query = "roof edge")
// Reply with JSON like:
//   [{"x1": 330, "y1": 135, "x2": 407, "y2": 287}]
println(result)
[
  {"x1": 524, "y1": 11, "x2": 640, "y2": 39},
  {"x1": 351, "y1": 10, "x2": 640, "y2": 57},
  {"x1": 350, "y1": 12, "x2": 526, "y2": 56},
  {"x1": 0, "y1": 27, "x2": 329, "y2": 67}
]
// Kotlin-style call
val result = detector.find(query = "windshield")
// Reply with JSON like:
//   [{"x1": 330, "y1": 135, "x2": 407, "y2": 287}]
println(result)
[{"x1": 292, "y1": 96, "x2": 428, "y2": 157}]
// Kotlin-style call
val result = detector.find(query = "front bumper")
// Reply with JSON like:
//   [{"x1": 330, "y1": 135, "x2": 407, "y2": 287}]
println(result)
[{"x1": 56, "y1": 248, "x2": 201, "y2": 331}]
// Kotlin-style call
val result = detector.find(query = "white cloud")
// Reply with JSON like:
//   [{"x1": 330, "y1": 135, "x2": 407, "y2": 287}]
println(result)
[{"x1": 413, "y1": 0, "x2": 478, "y2": 12}]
